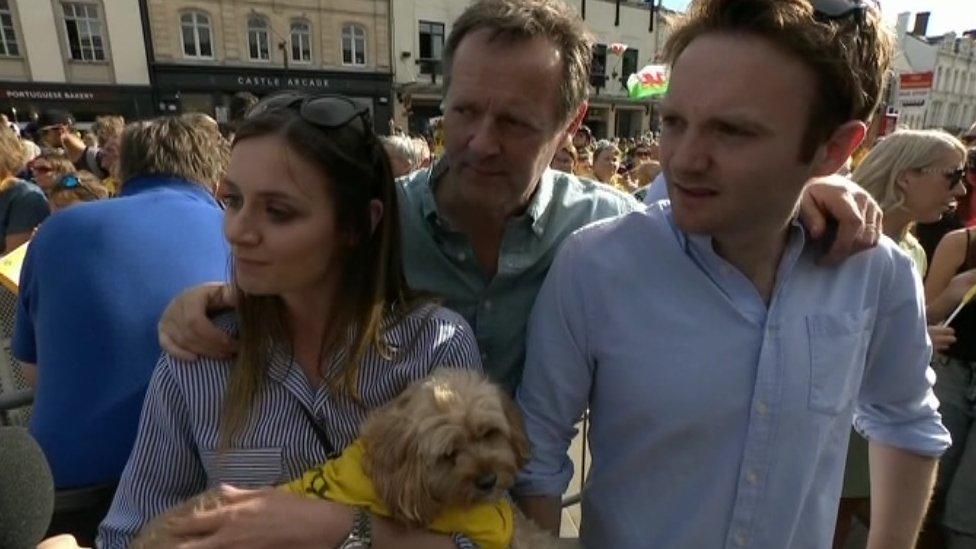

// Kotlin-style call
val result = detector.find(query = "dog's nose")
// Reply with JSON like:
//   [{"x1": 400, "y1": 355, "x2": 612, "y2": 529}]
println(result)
[{"x1": 475, "y1": 473, "x2": 497, "y2": 491}]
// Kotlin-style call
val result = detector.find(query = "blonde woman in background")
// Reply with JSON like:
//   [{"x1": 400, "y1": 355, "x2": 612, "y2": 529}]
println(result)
[
  {"x1": 835, "y1": 129, "x2": 968, "y2": 548},
  {"x1": 0, "y1": 127, "x2": 49, "y2": 252},
  {"x1": 922, "y1": 146, "x2": 976, "y2": 548}
]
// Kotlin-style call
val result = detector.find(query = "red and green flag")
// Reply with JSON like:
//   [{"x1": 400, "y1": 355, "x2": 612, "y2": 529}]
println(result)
[{"x1": 627, "y1": 64, "x2": 669, "y2": 100}]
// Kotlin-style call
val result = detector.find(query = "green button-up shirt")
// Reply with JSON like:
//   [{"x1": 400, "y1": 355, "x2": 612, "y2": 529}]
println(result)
[{"x1": 397, "y1": 160, "x2": 639, "y2": 392}]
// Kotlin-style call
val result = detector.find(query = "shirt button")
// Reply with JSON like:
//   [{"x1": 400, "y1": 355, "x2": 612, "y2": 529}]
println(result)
[
  {"x1": 735, "y1": 532, "x2": 748, "y2": 546},
  {"x1": 483, "y1": 300, "x2": 492, "y2": 311},
  {"x1": 755, "y1": 402, "x2": 768, "y2": 416},
  {"x1": 457, "y1": 252, "x2": 467, "y2": 262},
  {"x1": 746, "y1": 471, "x2": 758, "y2": 485}
]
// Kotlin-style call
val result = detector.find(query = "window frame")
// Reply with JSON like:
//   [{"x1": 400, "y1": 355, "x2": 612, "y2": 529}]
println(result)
[
  {"x1": 246, "y1": 15, "x2": 270, "y2": 62},
  {"x1": 417, "y1": 20, "x2": 444, "y2": 75},
  {"x1": 0, "y1": 0, "x2": 19, "y2": 57},
  {"x1": 341, "y1": 23, "x2": 366, "y2": 67},
  {"x1": 61, "y1": 1, "x2": 106, "y2": 62},
  {"x1": 180, "y1": 10, "x2": 213, "y2": 59},
  {"x1": 289, "y1": 20, "x2": 312, "y2": 64}
]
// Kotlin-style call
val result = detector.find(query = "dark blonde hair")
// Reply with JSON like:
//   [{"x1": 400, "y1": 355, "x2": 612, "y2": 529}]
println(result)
[
  {"x1": 118, "y1": 115, "x2": 228, "y2": 191},
  {"x1": 35, "y1": 150, "x2": 76, "y2": 180},
  {"x1": 664, "y1": 0, "x2": 894, "y2": 161},
  {"x1": 93, "y1": 115, "x2": 124, "y2": 145},
  {"x1": 220, "y1": 97, "x2": 426, "y2": 445},
  {"x1": 0, "y1": 127, "x2": 27, "y2": 181},
  {"x1": 49, "y1": 170, "x2": 109, "y2": 209},
  {"x1": 444, "y1": 0, "x2": 593, "y2": 122}
]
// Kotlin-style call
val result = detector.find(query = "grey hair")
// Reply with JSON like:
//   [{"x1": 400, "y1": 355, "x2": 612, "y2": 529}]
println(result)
[
  {"x1": 853, "y1": 129, "x2": 967, "y2": 213},
  {"x1": 442, "y1": 0, "x2": 593, "y2": 123}
]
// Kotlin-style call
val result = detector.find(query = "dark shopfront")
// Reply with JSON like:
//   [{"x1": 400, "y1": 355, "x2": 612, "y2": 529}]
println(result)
[
  {"x1": 154, "y1": 65, "x2": 394, "y2": 133},
  {"x1": 0, "y1": 82, "x2": 153, "y2": 123}
]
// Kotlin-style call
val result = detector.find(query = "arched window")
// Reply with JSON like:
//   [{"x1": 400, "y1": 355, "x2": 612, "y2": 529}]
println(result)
[
  {"x1": 290, "y1": 20, "x2": 311, "y2": 63},
  {"x1": 341, "y1": 24, "x2": 366, "y2": 66},
  {"x1": 247, "y1": 16, "x2": 269, "y2": 61},
  {"x1": 180, "y1": 11, "x2": 212, "y2": 58}
]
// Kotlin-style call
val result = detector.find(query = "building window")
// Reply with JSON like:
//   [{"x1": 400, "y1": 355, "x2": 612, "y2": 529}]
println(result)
[
  {"x1": 62, "y1": 2, "x2": 105, "y2": 61},
  {"x1": 247, "y1": 16, "x2": 270, "y2": 61},
  {"x1": 290, "y1": 21, "x2": 311, "y2": 63},
  {"x1": 342, "y1": 24, "x2": 366, "y2": 66},
  {"x1": 621, "y1": 48, "x2": 639, "y2": 88},
  {"x1": 181, "y1": 11, "x2": 212, "y2": 58},
  {"x1": 418, "y1": 21, "x2": 444, "y2": 75},
  {"x1": 590, "y1": 44, "x2": 608, "y2": 89},
  {"x1": 0, "y1": 1, "x2": 18, "y2": 56}
]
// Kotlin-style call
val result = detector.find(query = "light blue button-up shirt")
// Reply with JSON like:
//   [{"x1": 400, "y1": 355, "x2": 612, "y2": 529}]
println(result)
[{"x1": 514, "y1": 202, "x2": 950, "y2": 548}]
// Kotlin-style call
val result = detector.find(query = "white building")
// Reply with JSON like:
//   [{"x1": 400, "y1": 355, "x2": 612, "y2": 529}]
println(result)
[
  {"x1": 391, "y1": 0, "x2": 671, "y2": 138},
  {"x1": 893, "y1": 12, "x2": 976, "y2": 133},
  {"x1": 0, "y1": 0, "x2": 152, "y2": 121}
]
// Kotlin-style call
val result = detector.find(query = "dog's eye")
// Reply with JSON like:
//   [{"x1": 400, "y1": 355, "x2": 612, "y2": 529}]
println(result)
[
  {"x1": 439, "y1": 449, "x2": 458, "y2": 462},
  {"x1": 481, "y1": 428, "x2": 501, "y2": 440}
]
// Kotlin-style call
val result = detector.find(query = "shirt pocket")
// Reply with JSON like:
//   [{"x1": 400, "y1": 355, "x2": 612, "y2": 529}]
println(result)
[
  {"x1": 199, "y1": 446, "x2": 283, "y2": 488},
  {"x1": 806, "y1": 311, "x2": 873, "y2": 416}
]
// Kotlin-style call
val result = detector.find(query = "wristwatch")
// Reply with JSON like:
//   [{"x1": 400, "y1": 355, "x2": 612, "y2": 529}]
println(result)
[{"x1": 336, "y1": 507, "x2": 372, "y2": 549}]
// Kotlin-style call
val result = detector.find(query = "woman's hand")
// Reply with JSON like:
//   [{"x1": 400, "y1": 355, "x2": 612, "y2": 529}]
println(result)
[
  {"x1": 167, "y1": 485, "x2": 353, "y2": 549},
  {"x1": 927, "y1": 325, "x2": 956, "y2": 353},
  {"x1": 158, "y1": 282, "x2": 238, "y2": 361}
]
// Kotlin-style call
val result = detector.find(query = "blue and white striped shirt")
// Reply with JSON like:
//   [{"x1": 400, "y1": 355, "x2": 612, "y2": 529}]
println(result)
[{"x1": 97, "y1": 304, "x2": 483, "y2": 548}]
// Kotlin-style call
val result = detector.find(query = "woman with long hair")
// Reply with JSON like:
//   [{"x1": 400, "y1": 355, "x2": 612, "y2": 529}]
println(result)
[
  {"x1": 0, "y1": 127, "x2": 49, "y2": 252},
  {"x1": 98, "y1": 92, "x2": 482, "y2": 548},
  {"x1": 921, "y1": 145, "x2": 976, "y2": 547},
  {"x1": 834, "y1": 129, "x2": 968, "y2": 547}
]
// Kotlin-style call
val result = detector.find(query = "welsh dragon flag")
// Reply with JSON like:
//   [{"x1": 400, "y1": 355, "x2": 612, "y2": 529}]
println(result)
[{"x1": 627, "y1": 64, "x2": 669, "y2": 99}]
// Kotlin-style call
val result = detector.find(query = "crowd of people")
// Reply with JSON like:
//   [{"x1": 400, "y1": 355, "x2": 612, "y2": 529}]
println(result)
[{"x1": 4, "y1": 0, "x2": 976, "y2": 548}]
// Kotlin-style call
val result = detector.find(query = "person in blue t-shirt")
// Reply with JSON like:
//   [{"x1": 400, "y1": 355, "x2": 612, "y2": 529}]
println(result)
[{"x1": 12, "y1": 115, "x2": 231, "y2": 546}]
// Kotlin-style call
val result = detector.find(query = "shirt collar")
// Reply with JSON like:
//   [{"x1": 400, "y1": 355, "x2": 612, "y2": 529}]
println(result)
[
  {"x1": 525, "y1": 169, "x2": 556, "y2": 237},
  {"x1": 677, "y1": 213, "x2": 809, "y2": 281},
  {"x1": 420, "y1": 158, "x2": 555, "y2": 238},
  {"x1": 119, "y1": 174, "x2": 216, "y2": 202}
]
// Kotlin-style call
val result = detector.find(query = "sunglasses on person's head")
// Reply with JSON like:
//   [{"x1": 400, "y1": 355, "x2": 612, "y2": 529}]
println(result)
[
  {"x1": 810, "y1": 0, "x2": 879, "y2": 22},
  {"x1": 53, "y1": 173, "x2": 98, "y2": 200},
  {"x1": 917, "y1": 166, "x2": 966, "y2": 188},
  {"x1": 247, "y1": 91, "x2": 373, "y2": 135}
]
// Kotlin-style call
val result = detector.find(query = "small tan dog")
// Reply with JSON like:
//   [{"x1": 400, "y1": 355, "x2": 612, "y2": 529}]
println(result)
[{"x1": 134, "y1": 369, "x2": 558, "y2": 548}]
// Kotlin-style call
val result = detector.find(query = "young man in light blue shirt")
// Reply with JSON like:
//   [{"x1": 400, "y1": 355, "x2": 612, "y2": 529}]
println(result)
[{"x1": 515, "y1": 1, "x2": 950, "y2": 548}]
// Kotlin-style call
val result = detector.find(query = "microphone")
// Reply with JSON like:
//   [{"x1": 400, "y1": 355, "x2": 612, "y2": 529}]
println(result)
[{"x1": 0, "y1": 426, "x2": 55, "y2": 548}]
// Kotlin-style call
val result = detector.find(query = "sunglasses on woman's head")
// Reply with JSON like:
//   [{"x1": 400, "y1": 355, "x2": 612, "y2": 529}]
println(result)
[
  {"x1": 247, "y1": 91, "x2": 373, "y2": 135},
  {"x1": 810, "y1": 0, "x2": 879, "y2": 18}
]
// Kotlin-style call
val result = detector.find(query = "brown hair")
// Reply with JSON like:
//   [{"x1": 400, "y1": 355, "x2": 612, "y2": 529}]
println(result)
[
  {"x1": 220, "y1": 98, "x2": 426, "y2": 445},
  {"x1": 118, "y1": 115, "x2": 228, "y2": 191},
  {"x1": 49, "y1": 170, "x2": 110, "y2": 209},
  {"x1": 443, "y1": 0, "x2": 593, "y2": 123},
  {"x1": 664, "y1": 0, "x2": 894, "y2": 161}
]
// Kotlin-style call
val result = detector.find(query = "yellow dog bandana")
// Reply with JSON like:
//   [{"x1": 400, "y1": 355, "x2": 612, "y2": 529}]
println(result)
[{"x1": 281, "y1": 439, "x2": 515, "y2": 549}]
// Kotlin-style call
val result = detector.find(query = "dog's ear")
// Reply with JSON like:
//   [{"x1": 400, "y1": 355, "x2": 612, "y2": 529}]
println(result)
[
  {"x1": 500, "y1": 388, "x2": 532, "y2": 468},
  {"x1": 361, "y1": 383, "x2": 441, "y2": 526}
]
